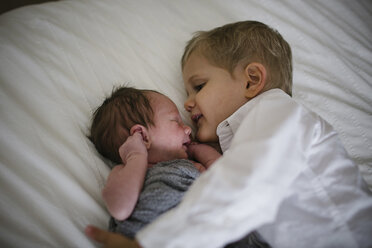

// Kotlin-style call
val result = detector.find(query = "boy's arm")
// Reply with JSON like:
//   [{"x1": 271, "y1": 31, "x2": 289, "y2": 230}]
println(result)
[
  {"x1": 187, "y1": 143, "x2": 221, "y2": 169},
  {"x1": 102, "y1": 132, "x2": 148, "y2": 221},
  {"x1": 135, "y1": 98, "x2": 311, "y2": 248}
]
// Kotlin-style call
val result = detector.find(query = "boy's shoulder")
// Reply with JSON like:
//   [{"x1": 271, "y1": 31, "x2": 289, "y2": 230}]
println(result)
[
  {"x1": 232, "y1": 89, "x2": 335, "y2": 142},
  {"x1": 232, "y1": 89, "x2": 301, "y2": 122},
  {"x1": 251, "y1": 89, "x2": 318, "y2": 122}
]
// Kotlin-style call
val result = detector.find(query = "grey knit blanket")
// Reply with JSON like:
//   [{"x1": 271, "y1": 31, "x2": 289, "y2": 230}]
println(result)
[
  {"x1": 109, "y1": 159, "x2": 271, "y2": 248},
  {"x1": 109, "y1": 159, "x2": 199, "y2": 238}
]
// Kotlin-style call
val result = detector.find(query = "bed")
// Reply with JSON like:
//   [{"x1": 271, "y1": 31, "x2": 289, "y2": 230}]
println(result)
[{"x1": 0, "y1": 0, "x2": 371, "y2": 247}]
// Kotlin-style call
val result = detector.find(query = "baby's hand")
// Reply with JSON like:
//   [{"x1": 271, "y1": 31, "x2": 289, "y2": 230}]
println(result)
[
  {"x1": 192, "y1": 161, "x2": 206, "y2": 173},
  {"x1": 187, "y1": 142, "x2": 214, "y2": 159},
  {"x1": 187, "y1": 143, "x2": 222, "y2": 169},
  {"x1": 119, "y1": 132, "x2": 147, "y2": 164}
]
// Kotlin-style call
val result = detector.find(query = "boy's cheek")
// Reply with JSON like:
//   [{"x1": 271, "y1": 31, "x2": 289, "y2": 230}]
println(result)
[{"x1": 196, "y1": 129, "x2": 219, "y2": 143}]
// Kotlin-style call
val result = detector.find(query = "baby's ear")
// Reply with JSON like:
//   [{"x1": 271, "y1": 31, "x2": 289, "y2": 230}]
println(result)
[
  {"x1": 244, "y1": 63, "x2": 267, "y2": 99},
  {"x1": 130, "y1": 124, "x2": 151, "y2": 149}
]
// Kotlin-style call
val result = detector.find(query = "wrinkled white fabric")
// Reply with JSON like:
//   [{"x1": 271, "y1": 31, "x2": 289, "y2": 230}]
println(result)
[
  {"x1": 137, "y1": 89, "x2": 372, "y2": 248},
  {"x1": 1, "y1": 0, "x2": 372, "y2": 247}
]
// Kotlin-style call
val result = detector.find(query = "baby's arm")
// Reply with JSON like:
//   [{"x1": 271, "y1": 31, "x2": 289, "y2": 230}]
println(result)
[
  {"x1": 188, "y1": 143, "x2": 221, "y2": 169},
  {"x1": 102, "y1": 132, "x2": 148, "y2": 221}
]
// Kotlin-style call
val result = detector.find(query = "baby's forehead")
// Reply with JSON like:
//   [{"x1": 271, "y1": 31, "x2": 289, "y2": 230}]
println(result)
[
  {"x1": 147, "y1": 92, "x2": 178, "y2": 112},
  {"x1": 147, "y1": 91, "x2": 170, "y2": 103}
]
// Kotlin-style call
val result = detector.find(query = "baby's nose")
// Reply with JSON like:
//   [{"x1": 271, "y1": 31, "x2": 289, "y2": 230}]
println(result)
[{"x1": 184, "y1": 125, "x2": 192, "y2": 135}]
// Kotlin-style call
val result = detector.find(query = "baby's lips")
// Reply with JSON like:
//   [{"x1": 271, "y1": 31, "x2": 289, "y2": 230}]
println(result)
[{"x1": 182, "y1": 140, "x2": 192, "y2": 148}]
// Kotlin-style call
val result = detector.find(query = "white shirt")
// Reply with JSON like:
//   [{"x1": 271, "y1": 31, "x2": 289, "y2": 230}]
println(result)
[{"x1": 137, "y1": 89, "x2": 372, "y2": 248}]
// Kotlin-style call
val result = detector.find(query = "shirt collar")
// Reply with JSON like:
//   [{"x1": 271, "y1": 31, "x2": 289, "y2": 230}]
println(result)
[{"x1": 217, "y1": 89, "x2": 285, "y2": 153}]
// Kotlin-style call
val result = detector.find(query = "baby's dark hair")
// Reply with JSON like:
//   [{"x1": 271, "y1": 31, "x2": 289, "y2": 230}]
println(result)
[{"x1": 89, "y1": 86, "x2": 157, "y2": 164}]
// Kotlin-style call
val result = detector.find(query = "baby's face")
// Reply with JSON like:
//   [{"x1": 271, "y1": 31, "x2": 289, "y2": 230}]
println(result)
[
  {"x1": 182, "y1": 53, "x2": 248, "y2": 142},
  {"x1": 146, "y1": 93, "x2": 192, "y2": 163}
]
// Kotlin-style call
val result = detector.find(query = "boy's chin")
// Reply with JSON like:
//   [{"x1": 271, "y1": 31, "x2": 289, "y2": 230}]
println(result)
[{"x1": 196, "y1": 131, "x2": 218, "y2": 143}]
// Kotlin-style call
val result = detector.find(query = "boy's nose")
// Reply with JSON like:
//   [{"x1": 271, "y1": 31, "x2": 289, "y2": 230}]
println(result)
[{"x1": 184, "y1": 97, "x2": 194, "y2": 112}]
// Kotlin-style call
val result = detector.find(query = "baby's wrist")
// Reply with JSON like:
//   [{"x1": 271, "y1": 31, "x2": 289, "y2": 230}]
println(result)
[{"x1": 125, "y1": 152, "x2": 148, "y2": 165}]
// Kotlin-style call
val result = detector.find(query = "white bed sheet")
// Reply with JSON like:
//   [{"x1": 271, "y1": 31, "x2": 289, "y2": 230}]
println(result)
[{"x1": 0, "y1": 0, "x2": 371, "y2": 247}]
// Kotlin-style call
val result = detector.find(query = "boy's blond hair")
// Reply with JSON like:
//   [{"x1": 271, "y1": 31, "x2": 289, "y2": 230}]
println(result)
[{"x1": 181, "y1": 21, "x2": 292, "y2": 95}]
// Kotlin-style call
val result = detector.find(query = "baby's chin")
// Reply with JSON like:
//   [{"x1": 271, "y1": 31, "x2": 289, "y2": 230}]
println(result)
[
  {"x1": 179, "y1": 150, "x2": 189, "y2": 159},
  {"x1": 167, "y1": 150, "x2": 188, "y2": 161},
  {"x1": 150, "y1": 150, "x2": 188, "y2": 163}
]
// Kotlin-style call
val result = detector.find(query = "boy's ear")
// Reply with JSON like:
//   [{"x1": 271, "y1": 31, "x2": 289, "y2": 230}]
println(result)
[
  {"x1": 130, "y1": 124, "x2": 151, "y2": 149},
  {"x1": 244, "y1": 63, "x2": 267, "y2": 99}
]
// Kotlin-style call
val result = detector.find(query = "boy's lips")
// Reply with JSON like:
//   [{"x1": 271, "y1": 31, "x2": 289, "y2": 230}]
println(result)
[{"x1": 191, "y1": 113, "x2": 203, "y2": 124}]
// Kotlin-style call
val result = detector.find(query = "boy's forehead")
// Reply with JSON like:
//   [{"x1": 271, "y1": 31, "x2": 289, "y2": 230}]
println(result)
[
  {"x1": 183, "y1": 53, "x2": 208, "y2": 78},
  {"x1": 184, "y1": 52, "x2": 206, "y2": 67}
]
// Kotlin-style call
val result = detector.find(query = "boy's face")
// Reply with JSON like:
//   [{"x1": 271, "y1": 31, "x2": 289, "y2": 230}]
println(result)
[
  {"x1": 147, "y1": 93, "x2": 192, "y2": 163},
  {"x1": 183, "y1": 53, "x2": 248, "y2": 143}
]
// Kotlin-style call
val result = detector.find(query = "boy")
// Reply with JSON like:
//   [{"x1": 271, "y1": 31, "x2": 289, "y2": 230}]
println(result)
[{"x1": 87, "y1": 21, "x2": 372, "y2": 247}]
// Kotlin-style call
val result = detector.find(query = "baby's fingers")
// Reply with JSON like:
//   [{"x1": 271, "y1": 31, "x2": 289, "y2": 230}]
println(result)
[{"x1": 192, "y1": 162, "x2": 206, "y2": 173}]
